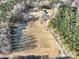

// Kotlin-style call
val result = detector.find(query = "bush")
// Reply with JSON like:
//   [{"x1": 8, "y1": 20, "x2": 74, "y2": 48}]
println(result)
[{"x1": 47, "y1": 19, "x2": 53, "y2": 28}]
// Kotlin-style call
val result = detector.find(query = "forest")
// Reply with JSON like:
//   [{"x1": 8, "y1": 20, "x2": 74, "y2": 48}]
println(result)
[{"x1": 50, "y1": 4, "x2": 79, "y2": 56}]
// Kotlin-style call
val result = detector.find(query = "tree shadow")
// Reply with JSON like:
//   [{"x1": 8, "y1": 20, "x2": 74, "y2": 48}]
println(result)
[
  {"x1": 55, "y1": 56, "x2": 76, "y2": 59},
  {"x1": 13, "y1": 55, "x2": 49, "y2": 59},
  {"x1": 10, "y1": 24, "x2": 37, "y2": 52}
]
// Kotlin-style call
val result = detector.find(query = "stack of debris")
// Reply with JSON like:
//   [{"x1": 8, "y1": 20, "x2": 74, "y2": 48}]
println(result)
[{"x1": 0, "y1": 21, "x2": 11, "y2": 54}]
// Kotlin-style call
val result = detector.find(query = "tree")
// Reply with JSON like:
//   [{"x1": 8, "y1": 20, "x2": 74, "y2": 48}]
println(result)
[{"x1": 51, "y1": 4, "x2": 79, "y2": 55}]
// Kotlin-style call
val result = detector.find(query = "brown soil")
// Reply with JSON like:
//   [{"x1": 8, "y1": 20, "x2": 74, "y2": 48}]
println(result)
[{"x1": 0, "y1": 9, "x2": 60, "y2": 58}]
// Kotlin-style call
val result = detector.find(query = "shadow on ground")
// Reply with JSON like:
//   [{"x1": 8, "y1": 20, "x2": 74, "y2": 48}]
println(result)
[
  {"x1": 0, "y1": 56, "x2": 76, "y2": 59},
  {"x1": 10, "y1": 20, "x2": 37, "y2": 52}
]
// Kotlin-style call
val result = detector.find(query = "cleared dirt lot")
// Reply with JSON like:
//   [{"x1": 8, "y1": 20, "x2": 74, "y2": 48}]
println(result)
[
  {"x1": 16, "y1": 20, "x2": 60, "y2": 57},
  {"x1": 0, "y1": 20, "x2": 60, "y2": 58},
  {"x1": 0, "y1": 9, "x2": 60, "y2": 57}
]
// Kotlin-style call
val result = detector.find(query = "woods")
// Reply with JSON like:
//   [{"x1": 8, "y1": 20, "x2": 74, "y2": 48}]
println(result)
[{"x1": 51, "y1": 4, "x2": 79, "y2": 56}]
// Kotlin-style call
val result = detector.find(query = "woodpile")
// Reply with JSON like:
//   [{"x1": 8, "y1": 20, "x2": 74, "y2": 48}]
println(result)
[{"x1": 0, "y1": 21, "x2": 11, "y2": 54}]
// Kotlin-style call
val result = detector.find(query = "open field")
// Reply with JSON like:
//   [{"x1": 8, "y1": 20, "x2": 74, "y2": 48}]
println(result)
[
  {"x1": 0, "y1": 20, "x2": 60, "y2": 58},
  {"x1": 0, "y1": 9, "x2": 61, "y2": 57}
]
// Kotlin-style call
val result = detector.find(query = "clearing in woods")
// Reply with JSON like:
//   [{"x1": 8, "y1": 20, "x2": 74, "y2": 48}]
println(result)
[
  {"x1": 0, "y1": 9, "x2": 60, "y2": 57},
  {"x1": 12, "y1": 9, "x2": 60, "y2": 57}
]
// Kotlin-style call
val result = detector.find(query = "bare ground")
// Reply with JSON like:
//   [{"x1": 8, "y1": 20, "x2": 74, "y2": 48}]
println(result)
[
  {"x1": 0, "y1": 9, "x2": 60, "y2": 58},
  {"x1": 16, "y1": 20, "x2": 60, "y2": 57}
]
